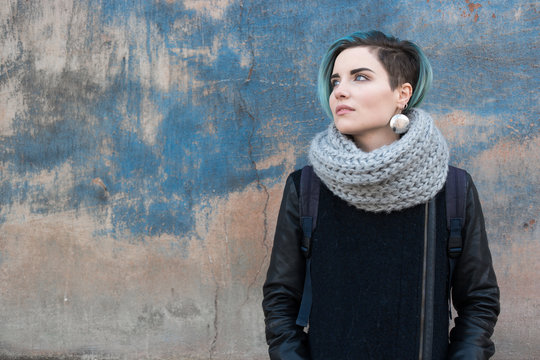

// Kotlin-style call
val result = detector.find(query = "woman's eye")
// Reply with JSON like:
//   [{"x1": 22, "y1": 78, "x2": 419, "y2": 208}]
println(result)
[
  {"x1": 331, "y1": 79, "x2": 340, "y2": 87},
  {"x1": 354, "y1": 74, "x2": 368, "y2": 81}
]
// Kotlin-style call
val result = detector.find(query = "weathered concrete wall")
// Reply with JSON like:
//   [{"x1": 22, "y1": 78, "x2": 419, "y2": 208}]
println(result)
[{"x1": 0, "y1": 0, "x2": 538, "y2": 358}]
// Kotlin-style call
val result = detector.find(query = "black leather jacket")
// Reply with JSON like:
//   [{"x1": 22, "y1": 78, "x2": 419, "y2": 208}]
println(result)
[{"x1": 262, "y1": 173, "x2": 500, "y2": 360}]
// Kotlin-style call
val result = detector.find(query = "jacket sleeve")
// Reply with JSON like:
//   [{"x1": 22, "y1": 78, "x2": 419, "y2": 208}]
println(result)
[
  {"x1": 262, "y1": 174, "x2": 310, "y2": 360},
  {"x1": 448, "y1": 174, "x2": 500, "y2": 359}
]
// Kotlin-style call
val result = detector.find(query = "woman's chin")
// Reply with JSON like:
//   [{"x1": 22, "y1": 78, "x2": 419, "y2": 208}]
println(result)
[{"x1": 334, "y1": 120, "x2": 355, "y2": 134}]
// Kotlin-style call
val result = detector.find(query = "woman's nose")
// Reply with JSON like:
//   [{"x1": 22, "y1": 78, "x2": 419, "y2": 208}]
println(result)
[{"x1": 333, "y1": 83, "x2": 349, "y2": 98}]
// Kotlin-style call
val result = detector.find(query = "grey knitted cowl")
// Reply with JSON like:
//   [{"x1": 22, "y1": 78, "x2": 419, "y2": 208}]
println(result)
[{"x1": 308, "y1": 108, "x2": 449, "y2": 213}]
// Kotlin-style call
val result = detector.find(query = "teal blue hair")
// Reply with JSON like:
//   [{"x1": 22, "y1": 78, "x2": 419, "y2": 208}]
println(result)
[{"x1": 317, "y1": 30, "x2": 433, "y2": 119}]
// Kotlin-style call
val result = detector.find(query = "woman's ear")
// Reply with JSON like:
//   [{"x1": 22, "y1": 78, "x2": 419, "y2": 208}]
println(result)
[{"x1": 398, "y1": 82, "x2": 413, "y2": 109}]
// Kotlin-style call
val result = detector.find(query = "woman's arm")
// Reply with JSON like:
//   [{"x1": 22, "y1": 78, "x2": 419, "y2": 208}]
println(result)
[
  {"x1": 448, "y1": 174, "x2": 500, "y2": 359},
  {"x1": 262, "y1": 174, "x2": 310, "y2": 360}
]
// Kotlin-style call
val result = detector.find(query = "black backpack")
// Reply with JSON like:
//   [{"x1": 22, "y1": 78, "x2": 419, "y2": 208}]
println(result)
[{"x1": 295, "y1": 165, "x2": 468, "y2": 327}]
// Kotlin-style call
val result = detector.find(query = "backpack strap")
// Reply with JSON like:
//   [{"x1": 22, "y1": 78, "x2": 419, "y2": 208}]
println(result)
[
  {"x1": 296, "y1": 165, "x2": 320, "y2": 327},
  {"x1": 445, "y1": 165, "x2": 468, "y2": 318}
]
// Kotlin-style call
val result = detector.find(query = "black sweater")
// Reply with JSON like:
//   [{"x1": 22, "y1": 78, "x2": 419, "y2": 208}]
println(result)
[{"x1": 298, "y1": 170, "x2": 449, "y2": 359}]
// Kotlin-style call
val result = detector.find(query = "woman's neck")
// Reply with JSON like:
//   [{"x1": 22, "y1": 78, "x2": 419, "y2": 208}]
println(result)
[{"x1": 353, "y1": 127, "x2": 399, "y2": 152}]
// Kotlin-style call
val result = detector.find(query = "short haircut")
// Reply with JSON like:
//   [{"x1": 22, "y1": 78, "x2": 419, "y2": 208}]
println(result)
[{"x1": 317, "y1": 30, "x2": 433, "y2": 119}]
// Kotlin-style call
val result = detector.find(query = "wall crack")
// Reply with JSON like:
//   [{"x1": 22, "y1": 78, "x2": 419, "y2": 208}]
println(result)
[{"x1": 236, "y1": 2, "x2": 271, "y2": 307}]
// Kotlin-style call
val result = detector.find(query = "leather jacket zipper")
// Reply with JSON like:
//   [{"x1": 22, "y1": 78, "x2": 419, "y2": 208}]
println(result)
[{"x1": 419, "y1": 199, "x2": 436, "y2": 360}]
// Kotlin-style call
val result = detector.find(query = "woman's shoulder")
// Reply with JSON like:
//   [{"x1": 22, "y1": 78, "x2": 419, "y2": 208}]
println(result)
[
  {"x1": 284, "y1": 168, "x2": 304, "y2": 195},
  {"x1": 284, "y1": 167, "x2": 309, "y2": 181},
  {"x1": 446, "y1": 165, "x2": 477, "y2": 189}
]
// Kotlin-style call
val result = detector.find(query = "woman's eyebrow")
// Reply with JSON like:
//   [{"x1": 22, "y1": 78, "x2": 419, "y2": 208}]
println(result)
[
  {"x1": 331, "y1": 67, "x2": 375, "y2": 79},
  {"x1": 350, "y1": 67, "x2": 375, "y2": 75}
]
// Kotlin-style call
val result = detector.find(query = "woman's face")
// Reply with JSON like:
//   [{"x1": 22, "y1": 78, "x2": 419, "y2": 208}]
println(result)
[{"x1": 329, "y1": 46, "x2": 405, "y2": 147}]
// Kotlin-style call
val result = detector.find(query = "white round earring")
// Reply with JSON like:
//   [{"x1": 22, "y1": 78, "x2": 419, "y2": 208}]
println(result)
[{"x1": 389, "y1": 113, "x2": 410, "y2": 134}]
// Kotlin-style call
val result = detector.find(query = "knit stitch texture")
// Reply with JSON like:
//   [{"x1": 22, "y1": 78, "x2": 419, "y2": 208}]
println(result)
[{"x1": 308, "y1": 108, "x2": 449, "y2": 212}]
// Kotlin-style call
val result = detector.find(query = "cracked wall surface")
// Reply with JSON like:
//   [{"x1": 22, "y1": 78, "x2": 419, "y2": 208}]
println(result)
[{"x1": 0, "y1": 0, "x2": 538, "y2": 359}]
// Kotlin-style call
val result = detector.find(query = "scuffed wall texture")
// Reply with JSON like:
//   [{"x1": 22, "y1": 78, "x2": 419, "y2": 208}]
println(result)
[{"x1": 0, "y1": 0, "x2": 538, "y2": 359}]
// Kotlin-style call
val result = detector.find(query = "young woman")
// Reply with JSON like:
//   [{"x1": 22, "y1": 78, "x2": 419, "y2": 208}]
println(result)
[{"x1": 262, "y1": 30, "x2": 500, "y2": 360}]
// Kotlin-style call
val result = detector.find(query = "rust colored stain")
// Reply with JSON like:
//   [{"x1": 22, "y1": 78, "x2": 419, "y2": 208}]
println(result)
[
  {"x1": 247, "y1": 64, "x2": 254, "y2": 82},
  {"x1": 460, "y1": 1, "x2": 482, "y2": 21},
  {"x1": 468, "y1": 3, "x2": 482, "y2": 12},
  {"x1": 523, "y1": 219, "x2": 537, "y2": 231}
]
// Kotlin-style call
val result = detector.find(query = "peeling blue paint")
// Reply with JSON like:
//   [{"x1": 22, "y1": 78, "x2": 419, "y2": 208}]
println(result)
[{"x1": 0, "y1": 1, "x2": 537, "y2": 240}]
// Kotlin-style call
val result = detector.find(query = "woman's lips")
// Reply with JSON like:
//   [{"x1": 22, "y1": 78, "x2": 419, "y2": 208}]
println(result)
[{"x1": 335, "y1": 105, "x2": 355, "y2": 115}]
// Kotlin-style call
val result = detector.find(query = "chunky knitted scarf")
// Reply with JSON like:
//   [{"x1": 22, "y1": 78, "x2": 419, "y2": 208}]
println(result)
[{"x1": 308, "y1": 108, "x2": 449, "y2": 213}]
